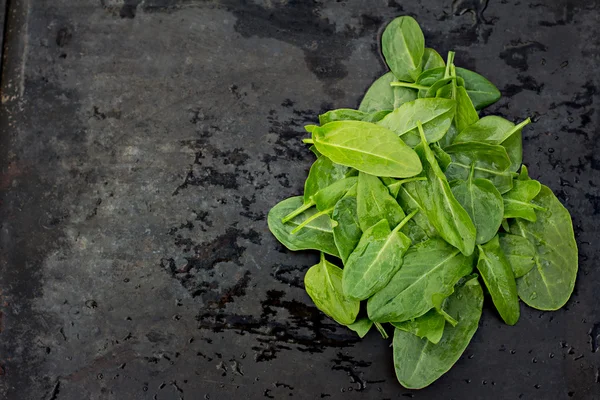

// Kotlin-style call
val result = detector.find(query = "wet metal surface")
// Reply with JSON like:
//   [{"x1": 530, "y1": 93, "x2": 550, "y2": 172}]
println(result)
[{"x1": 0, "y1": 0, "x2": 598, "y2": 399}]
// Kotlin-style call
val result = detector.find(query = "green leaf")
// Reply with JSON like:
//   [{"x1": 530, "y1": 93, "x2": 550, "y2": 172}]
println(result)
[
  {"x1": 346, "y1": 318, "x2": 373, "y2": 338},
  {"x1": 396, "y1": 184, "x2": 438, "y2": 240},
  {"x1": 385, "y1": 176, "x2": 428, "y2": 198},
  {"x1": 304, "y1": 155, "x2": 352, "y2": 203},
  {"x1": 283, "y1": 177, "x2": 357, "y2": 228},
  {"x1": 268, "y1": 196, "x2": 340, "y2": 257},
  {"x1": 363, "y1": 110, "x2": 393, "y2": 123},
  {"x1": 305, "y1": 253, "x2": 360, "y2": 325},
  {"x1": 356, "y1": 172, "x2": 405, "y2": 231},
  {"x1": 423, "y1": 77, "x2": 455, "y2": 98},
  {"x1": 332, "y1": 194, "x2": 362, "y2": 264},
  {"x1": 367, "y1": 238, "x2": 474, "y2": 323},
  {"x1": 392, "y1": 276, "x2": 483, "y2": 389},
  {"x1": 309, "y1": 145, "x2": 321, "y2": 158},
  {"x1": 378, "y1": 98, "x2": 455, "y2": 147},
  {"x1": 498, "y1": 233, "x2": 536, "y2": 278},
  {"x1": 453, "y1": 116, "x2": 531, "y2": 172},
  {"x1": 476, "y1": 235, "x2": 520, "y2": 325},
  {"x1": 411, "y1": 67, "x2": 446, "y2": 97},
  {"x1": 421, "y1": 48, "x2": 445, "y2": 71},
  {"x1": 510, "y1": 185, "x2": 578, "y2": 310},
  {"x1": 391, "y1": 309, "x2": 446, "y2": 344},
  {"x1": 438, "y1": 121, "x2": 459, "y2": 149},
  {"x1": 311, "y1": 121, "x2": 422, "y2": 178},
  {"x1": 451, "y1": 167, "x2": 504, "y2": 244},
  {"x1": 432, "y1": 143, "x2": 452, "y2": 171},
  {"x1": 407, "y1": 124, "x2": 476, "y2": 256},
  {"x1": 503, "y1": 179, "x2": 543, "y2": 222},
  {"x1": 444, "y1": 142, "x2": 514, "y2": 194},
  {"x1": 381, "y1": 16, "x2": 425, "y2": 82},
  {"x1": 518, "y1": 164, "x2": 531, "y2": 180},
  {"x1": 359, "y1": 72, "x2": 419, "y2": 113},
  {"x1": 410, "y1": 66, "x2": 500, "y2": 110},
  {"x1": 312, "y1": 177, "x2": 358, "y2": 211},
  {"x1": 319, "y1": 109, "x2": 366, "y2": 125},
  {"x1": 342, "y1": 216, "x2": 413, "y2": 300},
  {"x1": 455, "y1": 85, "x2": 479, "y2": 132},
  {"x1": 319, "y1": 108, "x2": 392, "y2": 124},
  {"x1": 455, "y1": 67, "x2": 501, "y2": 110}
]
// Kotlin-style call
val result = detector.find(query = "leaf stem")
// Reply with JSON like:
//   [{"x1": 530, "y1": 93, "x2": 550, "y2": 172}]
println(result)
[
  {"x1": 468, "y1": 162, "x2": 476, "y2": 182},
  {"x1": 390, "y1": 81, "x2": 430, "y2": 90},
  {"x1": 444, "y1": 51, "x2": 455, "y2": 78},
  {"x1": 438, "y1": 308, "x2": 458, "y2": 327},
  {"x1": 530, "y1": 203, "x2": 547, "y2": 212},
  {"x1": 374, "y1": 322, "x2": 389, "y2": 339},
  {"x1": 416, "y1": 120, "x2": 428, "y2": 145},
  {"x1": 303, "y1": 138, "x2": 314, "y2": 144},
  {"x1": 281, "y1": 200, "x2": 315, "y2": 223},
  {"x1": 502, "y1": 117, "x2": 532, "y2": 142},
  {"x1": 450, "y1": 64, "x2": 457, "y2": 100},
  {"x1": 393, "y1": 209, "x2": 419, "y2": 233}
]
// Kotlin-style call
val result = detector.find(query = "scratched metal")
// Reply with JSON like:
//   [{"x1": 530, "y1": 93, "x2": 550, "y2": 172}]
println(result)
[{"x1": 0, "y1": 0, "x2": 598, "y2": 399}]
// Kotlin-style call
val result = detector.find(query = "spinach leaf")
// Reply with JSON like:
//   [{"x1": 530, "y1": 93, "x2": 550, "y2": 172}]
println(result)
[
  {"x1": 405, "y1": 64, "x2": 499, "y2": 110},
  {"x1": 421, "y1": 48, "x2": 445, "y2": 71},
  {"x1": 310, "y1": 121, "x2": 422, "y2": 178},
  {"x1": 309, "y1": 145, "x2": 321, "y2": 158},
  {"x1": 359, "y1": 73, "x2": 395, "y2": 112},
  {"x1": 268, "y1": 196, "x2": 340, "y2": 257},
  {"x1": 359, "y1": 72, "x2": 417, "y2": 112},
  {"x1": 404, "y1": 66, "x2": 448, "y2": 98},
  {"x1": 391, "y1": 309, "x2": 446, "y2": 344},
  {"x1": 503, "y1": 179, "x2": 544, "y2": 222},
  {"x1": 498, "y1": 233, "x2": 536, "y2": 278},
  {"x1": 379, "y1": 98, "x2": 455, "y2": 147},
  {"x1": 393, "y1": 276, "x2": 483, "y2": 389},
  {"x1": 438, "y1": 121, "x2": 459, "y2": 149},
  {"x1": 518, "y1": 164, "x2": 531, "y2": 180},
  {"x1": 454, "y1": 67, "x2": 501, "y2": 110},
  {"x1": 311, "y1": 177, "x2": 358, "y2": 211},
  {"x1": 431, "y1": 143, "x2": 452, "y2": 171},
  {"x1": 332, "y1": 193, "x2": 362, "y2": 264},
  {"x1": 451, "y1": 165, "x2": 504, "y2": 244},
  {"x1": 342, "y1": 212, "x2": 415, "y2": 300},
  {"x1": 304, "y1": 155, "x2": 352, "y2": 203},
  {"x1": 454, "y1": 116, "x2": 531, "y2": 172},
  {"x1": 363, "y1": 110, "x2": 393, "y2": 123},
  {"x1": 305, "y1": 253, "x2": 360, "y2": 325},
  {"x1": 396, "y1": 184, "x2": 438, "y2": 239},
  {"x1": 444, "y1": 142, "x2": 514, "y2": 194},
  {"x1": 319, "y1": 109, "x2": 366, "y2": 125},
  {"x1": 319, "y1": 108, "x2": 392, "y2": 124},
  {"x1": 284, "y1": 177, "x2": 357, "y2": 232},
  {"x1": 346, "y1": 318, "x2": 373, "y2": 338},
  {"x1": 382, "y1": 16, "x2": 424, "y2": 82},
  {"x1": 357, "y1": 172, "x2": 405, "y2": 231},
  {"x1": 386, "y1": 176, "x2": 427, "y2": 198},
  {"x1": 407, "y1": 123, "x2": 476, "y2": 256},
  {"x1": 367, "y1": 238, "x2": 473, "y2": 323},
  {"x1": 476, "y1": 235, "x2": 520, "y2": 325},
  {"x1": 454, "y1": 85, "x2": 479, "y2": 132},
  {"x1": 510, "y1": 185, "x2": 578, "y2": 310}
]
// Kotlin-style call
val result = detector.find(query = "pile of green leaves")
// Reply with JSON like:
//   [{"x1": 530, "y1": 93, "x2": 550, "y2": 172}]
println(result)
[{"x1": 267, "y1": 16, "x2": 578, "y2": 389}]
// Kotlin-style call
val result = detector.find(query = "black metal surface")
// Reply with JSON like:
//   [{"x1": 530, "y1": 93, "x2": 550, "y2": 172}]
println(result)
[{"x1": 0, "y1": 1, "x2": 598, "y2": 399}]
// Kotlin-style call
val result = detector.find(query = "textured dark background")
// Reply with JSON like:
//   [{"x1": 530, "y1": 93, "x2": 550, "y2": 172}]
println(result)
[{"x1": 0, "y1": 0, "x2": 598, "y2": 399}]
